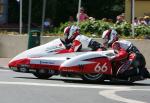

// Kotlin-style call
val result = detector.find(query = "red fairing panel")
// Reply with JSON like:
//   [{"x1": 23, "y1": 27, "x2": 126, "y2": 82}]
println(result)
[
  {"x1": 60, "y1": 57, "x2": 112, "y2": 75},
  {"x1": 8, "y1": 58, "x2": 30, "y2": 67},
  {"x1": 29, "y1": 64, "x2": 60, "y2": 70},
  {"x1": 59, "y1": 66, "x2": 82, "y2": 73},
  {"x1": 83, "y1": 57, "x2": 112, "y2": 74},
  {"x1": 9, "y1": 58, "x2": 60, "y2": 70}
]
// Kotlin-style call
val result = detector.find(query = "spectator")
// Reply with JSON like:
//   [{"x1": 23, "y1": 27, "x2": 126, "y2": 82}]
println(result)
[
  {"x1": 133, "y1": 17, "x2": 139, "y2": 26},
  {"x1": 77, "y1": 7, "x2": 89, "y2": 22},
  {"x1": 138, "y1": 17, "x2": 146, "y2": 25},
  {"x1": 144, "y1": 16, "x2": 150, "y2": 25},
  {"x1": 121, "y1": 13, "x2": 125, "y2": 20},
  {"x1": 69, "y1": 16, "x2": 75, "y2": 23},
  {"x1": 44, "y1": 18, "x2": 53, "y2": 30},
  {"x1": 116, "y1": 15, "x2": 125, "y2": 25}
]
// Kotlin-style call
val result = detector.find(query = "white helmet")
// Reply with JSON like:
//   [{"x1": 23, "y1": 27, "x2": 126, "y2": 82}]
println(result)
[
  {"x1": 102, "y1": 29, "x2": 118, "y2": 47},
  {"x1": 64, "y1": 25, "x2": 80, "y2": 42}
]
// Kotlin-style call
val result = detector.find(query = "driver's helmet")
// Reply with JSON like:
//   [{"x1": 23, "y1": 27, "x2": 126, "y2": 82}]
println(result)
[
  {"x1": 102, "y1": 29, "x2": 118, "y2": 47},
  {"x1": 64, "y1": 25, "x2": 80, "y2": 43}
]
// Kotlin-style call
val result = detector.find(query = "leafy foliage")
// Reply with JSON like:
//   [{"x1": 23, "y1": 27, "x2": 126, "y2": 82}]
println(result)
[
  {"x1": 51, "y1": 20, "x2": 150, "y2": 38},
  {"x1": 135, "y1": 25, "x2": 150, "y2": 36}
]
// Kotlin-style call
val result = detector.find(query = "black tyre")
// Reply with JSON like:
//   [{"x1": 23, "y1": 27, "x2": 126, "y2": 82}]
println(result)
[
  {"x1": 81, "y1": 73, "x2": 105, "y2": 82},
  {"x1": 33, "y1": 73, "x2": 53, "y2": 79}
]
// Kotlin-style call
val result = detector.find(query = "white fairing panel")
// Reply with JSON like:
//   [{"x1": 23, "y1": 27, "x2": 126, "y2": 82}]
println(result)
[
  {"x1": 29, "y1": 52, "x2": 86, "y2": 65},
  {"x1": 61, "y1": 50, "x2": 115, "y2": 67},
  {"x1": 28, "y1": 50, "x2": 114, "y2": 67},
  {"x1": 9, "y1": 38, "x2": 66, "y2": 63}
]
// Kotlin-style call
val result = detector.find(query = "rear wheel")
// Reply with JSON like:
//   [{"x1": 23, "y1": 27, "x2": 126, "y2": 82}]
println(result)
[
  {"x1": 81, "y1": 73, "x2": 105, "y2": 82},
  {"x1": 33, "y1": 69, "x2": 53, "y2": 79},
  {"x1": 33, "y1": 73, "x2": 53, "y2": 79}
]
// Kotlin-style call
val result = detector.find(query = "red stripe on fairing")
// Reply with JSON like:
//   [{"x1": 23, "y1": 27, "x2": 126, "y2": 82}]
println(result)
[
  {"x1": 8, "y1": 58, "x2": 30, "y2": 67},
  {"x1": 60, "y1": 66, "x2": 82, "y2": 73},
  {"x1": 60, "y1": 64, "x2": 112, "y2": 74},
  {"x1": 29, "y1": 64, "x2": 60, "y2": 70}
]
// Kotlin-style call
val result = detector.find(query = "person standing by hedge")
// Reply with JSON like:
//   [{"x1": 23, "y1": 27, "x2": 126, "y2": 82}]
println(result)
[
  {"x1": 144, "y1": 16, "x2": 150, "y2": 25},
  {"x1": 77, "y1": 7, "x2": 89, "y2": 22}
]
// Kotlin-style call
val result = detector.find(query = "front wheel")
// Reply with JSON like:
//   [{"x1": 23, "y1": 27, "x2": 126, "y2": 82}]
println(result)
[
  {"x1": 81, "y1": 73, "x2": 105, "y2": 82},
  {"x1": 33, "y1": 73, "x2": 53, "y2": 79}
]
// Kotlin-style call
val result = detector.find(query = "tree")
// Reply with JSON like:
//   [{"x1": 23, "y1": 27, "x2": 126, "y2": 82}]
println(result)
[{"x1": 8, "y1": 0, "x2": 124, "y2": 26}]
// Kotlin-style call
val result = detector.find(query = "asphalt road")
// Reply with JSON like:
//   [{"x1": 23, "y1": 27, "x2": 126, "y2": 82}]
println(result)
[{"x1": 0, "y1": 68, "x2": 150, "y2": 103}]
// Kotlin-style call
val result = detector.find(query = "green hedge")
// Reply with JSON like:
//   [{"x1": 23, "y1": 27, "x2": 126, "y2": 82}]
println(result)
[{"x1": 50, "y1": 20, "x2": 150, "y2": 38}]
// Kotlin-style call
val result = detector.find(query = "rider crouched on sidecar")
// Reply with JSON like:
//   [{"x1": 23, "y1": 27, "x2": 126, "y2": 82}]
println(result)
[
  {"x1": 59, "y1": 25, "x2": 105, "y2": 53},
  {"x1": 102, "y1": 29, "x2": 150, "y2": 80}
]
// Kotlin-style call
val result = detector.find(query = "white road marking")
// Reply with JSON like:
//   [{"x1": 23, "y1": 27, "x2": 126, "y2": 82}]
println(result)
[
  {"x1": 0, "y1": 69, "x2": 10, "y2": 72},
  {"x1": 99, "y1": 88, "x2": 150, "y2": 103},
  {"x1": 0, "y1": 81, "x2": 129, "y2": 89},
  {"x1": 0, "y1": 80, "x2": 149, "y2": 103},
  {"x1": 0, "y1": 72, "x2": 149, "y2": 103}
]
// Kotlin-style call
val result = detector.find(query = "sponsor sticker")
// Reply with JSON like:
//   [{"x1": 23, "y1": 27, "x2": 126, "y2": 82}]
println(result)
[{"x1": 40, "y1": 61, "x2": 55, "y2": 65}]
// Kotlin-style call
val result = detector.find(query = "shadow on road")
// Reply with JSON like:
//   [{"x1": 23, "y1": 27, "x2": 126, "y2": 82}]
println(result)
[
  {"x1": 63, "y1": 79, "x2": 150, "y2": 86},
  {"x1": 14, "y1": 76, "x2": 150, "y2": 86}
]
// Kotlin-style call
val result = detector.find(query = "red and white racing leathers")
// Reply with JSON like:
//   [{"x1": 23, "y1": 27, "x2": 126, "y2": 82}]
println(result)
[
  {"x1": 68, "y1": 35, "x2": 92, "y2": 52},
  {"x1": 112, "y1": 40, "x2": 137, "y2": 75},
  {"x1": 112, "y1": 40, "x2": 134, "y2": 61},
  {"x1": 112, "y1": 40, "x2": 149, "y2": 78},
  {"x1": 58, "y1": 34, "x2": 102, "y2": 53}
]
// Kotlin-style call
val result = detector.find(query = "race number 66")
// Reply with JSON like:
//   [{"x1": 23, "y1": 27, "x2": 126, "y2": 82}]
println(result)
[{"x1": 94, "y1": 63, "x2": 108, "y2": 73}]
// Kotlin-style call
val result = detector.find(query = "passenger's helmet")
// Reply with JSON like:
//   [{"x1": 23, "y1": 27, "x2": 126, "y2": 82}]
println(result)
[
  {"x1": 64, "y1": 25, "x2": 80, "y2": 43},
  {"x1": 102, "y1": 29, "x2": 118, "y2": 47}
]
